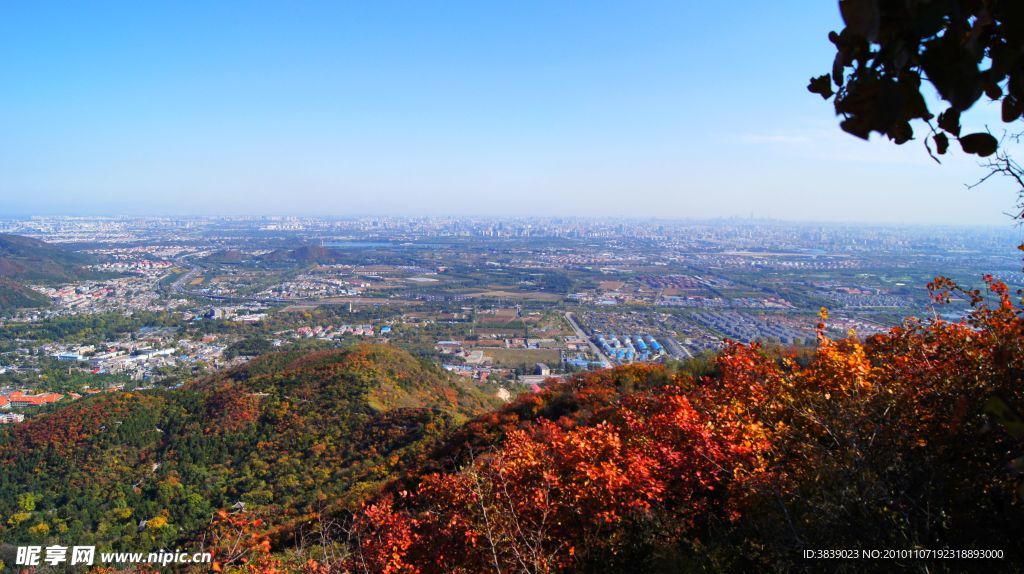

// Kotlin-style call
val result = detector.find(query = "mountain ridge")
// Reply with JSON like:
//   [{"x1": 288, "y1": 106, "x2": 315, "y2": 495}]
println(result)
[
  {"x1": 0, "y1": 343, "x2": 497, "y2": 553},
  {"x1": 0, "y1": 234, "x2": 99, "y2": 310}
]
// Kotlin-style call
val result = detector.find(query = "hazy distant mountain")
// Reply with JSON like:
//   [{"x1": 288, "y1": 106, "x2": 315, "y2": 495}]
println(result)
[
  {"x1": 203, "y1": 249, "x2": 250, "y2": 264},
  {"x1": 0, "y1": 278, "x2": 49, "y2": 310},
  {"x1": 0, "y1": 234, "x2": 96, "y2": 283},
  {"x1": 0, "y1": 234, "x2": 98, "y2": 310},
  {"x1": 260, "y1": 244, "x2": 339, "y2": 264}
]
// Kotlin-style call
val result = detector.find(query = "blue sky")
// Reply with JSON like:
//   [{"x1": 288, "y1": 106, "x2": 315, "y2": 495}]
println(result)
[{"x1": 0, "y1": 1, "x2": 1018, "y2": 224}]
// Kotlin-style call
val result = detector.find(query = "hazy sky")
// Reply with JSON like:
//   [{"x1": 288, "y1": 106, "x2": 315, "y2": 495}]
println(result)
[{"x1": 0, "y1": 1, "x2": 1020, "y2": 224}]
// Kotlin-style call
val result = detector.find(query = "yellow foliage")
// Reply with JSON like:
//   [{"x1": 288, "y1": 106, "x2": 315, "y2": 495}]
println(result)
[
  {"x1": 7, "y1": 512, "x2": 30, "y2": 526},
  {"x1": 28, "y1": 522, "x2": 50, "y2": 535},
  {"x1": 111, "y1": 506, "x2": 134, "y2": 520}
]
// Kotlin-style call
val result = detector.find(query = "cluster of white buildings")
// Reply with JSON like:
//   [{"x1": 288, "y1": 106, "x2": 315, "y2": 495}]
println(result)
[
  {"x1": 88, "y1": 259, "x2": 173, "y2": 273},
  {"x1": 44, "y1": 336, "x2": 226, "y2": 381},
  {"x1": 258, "y1": 272, "x2": 366, "y2": 300},
  {"x1": 288, "y1": 323, "x2": 388, "y2": 339}
]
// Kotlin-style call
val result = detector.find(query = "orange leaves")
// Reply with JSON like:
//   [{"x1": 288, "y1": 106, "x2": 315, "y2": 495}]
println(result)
[
  {"x1": 342, "y1": 275, "x2": 1024, "y2": 571},
  {"x1": 817, "y1": 306, "x2": 830, "y2": 336},
  {"x1": 349, "y1": 497, "x2": 421, "y2": 574},
  {"x1": 348, "y1": 364, "x2": 783, "y2": 572},
  {"x1": 806, "y1": 336, "x2": 873, "y2": 396},
  {"x1": 203, "y1": 382, "x2": 261, "y2": 435},
  {"x1": 514, "y1": 419, "x2": 656, "y2": 524},
  {"x1": 205, "y1": 508, "x2": 275, "y2": 572}
]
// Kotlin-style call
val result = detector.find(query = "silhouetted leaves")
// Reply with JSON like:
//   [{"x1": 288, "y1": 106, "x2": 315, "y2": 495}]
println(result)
[
  {"x1": 1003, "y1": 95, "x2": 1024, "y2": 122},
  {"x1": 920, "y1": 34, "x2": 984, "y2": 113},
  {"x1": 960, "y1": 132, "x2": 999, "y2": 157},
  {"x1": 808, "y1": 74, "x2": 833, "y2": 99},
  {"x1": 938, "y1": 108, "x2": 961, "y2": 137},
  {"x1": 811, "y1": 0, "x2": 1024, "y2": 162},
  {"x1": 839, "y1": 0, "x2": 879, "y2": 41}
]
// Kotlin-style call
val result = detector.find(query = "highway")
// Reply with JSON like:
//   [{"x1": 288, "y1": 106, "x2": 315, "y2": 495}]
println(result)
[
  {"x1": 564, "y1": 312, "x2": 612, "y2": 368},
  {"x1": 661, "y1": 334, "x2": 693, "y2": 359},
  {"x1": 162, "y1": 259, "x2": 319, "y2": 305},
  {"x1": 170, "y1": 266, "x2": 201, "y2": 295}
]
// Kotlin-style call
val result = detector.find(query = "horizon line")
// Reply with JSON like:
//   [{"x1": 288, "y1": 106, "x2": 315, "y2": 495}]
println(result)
[{"x1": 0, "y1": 212, "x2": 1021, "y2": 230}]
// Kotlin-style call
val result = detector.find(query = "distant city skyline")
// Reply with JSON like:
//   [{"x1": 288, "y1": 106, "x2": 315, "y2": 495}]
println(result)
[
  {"x1": 0, "y1": 211, "x2": 1021, "y2": 231},
  {"x1": 3, "y1": 214, "x2": 1022, "y2": 236},
  {"x1": 1, "y1": 1, "x2": 1021, "y2": 225}
]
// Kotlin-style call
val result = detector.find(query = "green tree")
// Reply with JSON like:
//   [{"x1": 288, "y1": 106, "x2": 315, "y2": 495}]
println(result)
[{"x1": 17, "y1": 493, "x2": 37, "y2": 513}]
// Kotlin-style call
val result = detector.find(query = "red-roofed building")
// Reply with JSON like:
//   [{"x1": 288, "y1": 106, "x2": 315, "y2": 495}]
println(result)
[
  {"x1": 0, "y1": 396, "x2": 9, "y2": 409},
  {"x1": 6, "y1": 391, "x2": 64, "y2": 408}
]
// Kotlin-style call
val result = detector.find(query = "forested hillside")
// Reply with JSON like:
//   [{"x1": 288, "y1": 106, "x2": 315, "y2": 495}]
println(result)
[
  {"x1": 0, "y1": 344, "x2": 496, "y2": 562},
  {"x1": 0, "y1": 279, "x2": 49, "y2": 311},
  {"x1": 2, "y1": 279, "x2": 1022, "y2": 573},
  {"x1": 0, "y1": 234, "x2": 95, "y2": 283},
  {"x1": 0, "y1": 234, "x2": 100, "y2": 310}
]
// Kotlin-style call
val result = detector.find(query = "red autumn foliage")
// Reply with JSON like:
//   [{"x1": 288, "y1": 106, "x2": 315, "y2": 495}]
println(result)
[
  {"x1": 335, "y1": 276, "x2": 1024, "y2": 573},
  {"x1": 204, "y1": 509, "x2": 276, "y2": 573},
  {"x1": 204, "y1": 383, "x2": 261, "y2": 435}
]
